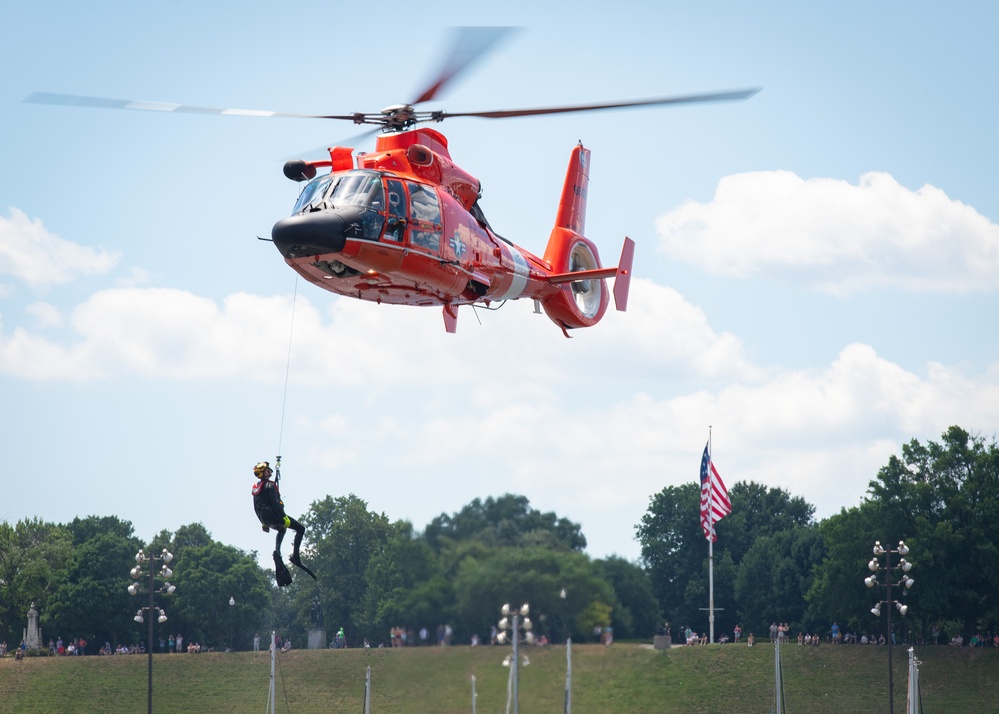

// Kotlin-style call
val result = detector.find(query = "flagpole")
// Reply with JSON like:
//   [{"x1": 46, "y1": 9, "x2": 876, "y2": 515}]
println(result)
[{"x1": 708, "y1": 426, "x2": 715, "y2": 644}]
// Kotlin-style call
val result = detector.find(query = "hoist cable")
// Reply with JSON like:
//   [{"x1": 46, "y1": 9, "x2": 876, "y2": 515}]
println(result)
[{"x1": 275, "y1": 276, "x2": 300, "y2": 484}]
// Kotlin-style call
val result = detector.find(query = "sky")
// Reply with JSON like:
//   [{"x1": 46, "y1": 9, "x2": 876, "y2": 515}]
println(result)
[{"x1": 2, "y1": 1, "x2": 998, "y2": 567}]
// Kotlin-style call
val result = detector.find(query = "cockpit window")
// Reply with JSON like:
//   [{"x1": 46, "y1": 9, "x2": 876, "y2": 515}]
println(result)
[
  {"x1": 329, "y1": 172, "x2": 384, "y2": 210},
  {"x1": 292, "y1": 174, "x2": 335, "y2": 214},
  {"x1": 292, "y1": 170, "x2": 387, "y2": 216},
  {"x1": 408, "y1": 183, "x2": 442, "y2": 252}
]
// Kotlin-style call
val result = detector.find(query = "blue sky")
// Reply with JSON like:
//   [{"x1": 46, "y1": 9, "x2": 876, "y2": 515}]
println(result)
[{"x1": 2, "y1": 1, "x2": 998, "y2": 565}]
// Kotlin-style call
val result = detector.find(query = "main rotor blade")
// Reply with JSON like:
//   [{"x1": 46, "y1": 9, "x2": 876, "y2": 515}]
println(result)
[
  {"x1": 23, "y1": 91, "x2": 361, "y2": 122},
  {"x1": 435, "y1": 88, "x2": 761, "y2": 121},
  {"x1": 411, "y1": 26, "x2": 517, "y2": 105}
]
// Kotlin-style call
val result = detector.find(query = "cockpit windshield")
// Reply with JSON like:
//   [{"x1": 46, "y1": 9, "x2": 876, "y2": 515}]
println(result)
[
  {"x1": 291, "y1": 170, "x2": 385, "y2": 215},
  {"x1": 292, "y1": 174, "x2": 334, "y2": 214},
  {"x1": 329, "y1": 172, "x2": 384, "y2": 211}
]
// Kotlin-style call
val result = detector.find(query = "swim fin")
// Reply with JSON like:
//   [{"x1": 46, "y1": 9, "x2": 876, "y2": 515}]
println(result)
[
  {"x1": 289, "y1": 553, "x2": 318, "y2": 581},
  {"x1": 273, "y1": 551, "x2": 293, "y2": 587}
]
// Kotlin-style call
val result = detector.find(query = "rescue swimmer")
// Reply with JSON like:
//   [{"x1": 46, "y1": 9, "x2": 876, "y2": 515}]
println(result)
[{"x1": 252, "y1": 461, "x2": 317, "y2": 585}]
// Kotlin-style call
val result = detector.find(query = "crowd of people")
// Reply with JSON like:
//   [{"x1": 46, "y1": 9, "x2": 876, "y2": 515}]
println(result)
[
  {"x1": 2, "y1": 631, "x2": 304, "y2": 659},
  {"x1": 670, "y1": 620, "x2": 999, "y2": 648},
  {"x1": 45, "y1": 636, "x2": 88, "y2": 655}
]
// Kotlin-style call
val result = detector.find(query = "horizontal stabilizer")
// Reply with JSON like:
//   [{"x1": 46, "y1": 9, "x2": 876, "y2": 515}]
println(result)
[{"x1": 546, "y1": 237, "x2": 635, "y2": 311}]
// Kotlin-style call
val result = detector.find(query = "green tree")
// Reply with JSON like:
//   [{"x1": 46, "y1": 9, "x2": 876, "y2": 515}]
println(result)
[
  {"x1": 806, "y1": 427, "x2": 999, "y2": 643},
  {"x1": 47, "y1": 530, "x2": 142, "y2": 648},
  {"x1": 736, "y1": 525, "x2": 824, "y2": 636},
  {"x1": 0, "y1": 518, "x2": 72, "y2": 646},
  {"x1": 637, "y1": 481, "x2": 817, "y2": 638},
  {"x1": 169, "y1": 539, "x2": 272, "y2": 650},
  {"x1": 635, "y1": 482, "x2": 703, "y2": 628},
  {"x1": 170, "y1": 522, "x2": 215, "y2": 551},
  {"x1": 65, "y1": 515, "x2": 134, "y2": 545},
  {"x1": 866, "y1": 427, "x2": 999, "y2": 639},
  {"x1": 722, "y1": 481, "x2": 814, "y2": 563},
  {"x1": 804, "y1": 504, "x2": 880, "y2": 636},
  {"x1": 450, "y1": 546, "x2": 613, "y2": 644},
  {"x1": 595, "y1": 556, "x2": 660, "y2": 640},
  {"x1": 425, "y1": 494, "x2": 586, "y2": 553},
  {"x1": 300, "y1": 494, "x2": 393, "y2": 646},
  {"x1": 356, "y1": 520, "x2": 439, "y2": 642}
]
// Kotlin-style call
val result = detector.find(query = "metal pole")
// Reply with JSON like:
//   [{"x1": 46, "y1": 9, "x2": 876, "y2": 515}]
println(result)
[
  {"x1": 511, "y1": 614, "x2": 519, "y2": 714},
  {"x1": 564, "y1": 637, "x2": 572, "y2": 714},
  {"x1": 885, "y1": 548, "x2": 895, "y2": 714},
  {"x1": 887, "y1": 567, "x2": 894, "y2": 714},
  {"x1": 268, "y1": 631, "x2": 276, "y2": 714},
  {"x1": 774, "y1": 636, "x2": 782, "y2": 714},
  {"x1": 707, "y1": 429, "x2": 715, "y2": 644},
  {"x1": 471, "y1": 674, "x2": 477, "y2": 714},
  {"x1": 708, "y1": 536, "x2": 715, "y2": 643},
  {"x1": 364, "y1": 665, "x2": 371, "y2": 714},
  {"x1": 147, "y1": 563, "x2": 155, "y2": 714},
  {"x1": 906, "y1": 647, "x2": 920, "y2": 714}
]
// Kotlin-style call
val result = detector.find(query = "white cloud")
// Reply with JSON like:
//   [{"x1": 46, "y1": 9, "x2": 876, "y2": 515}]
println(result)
[
  {"x1": 657, "y1": 171, "x2": 999, "y2": 295},
  {"x1": 0, "y1": 209, "x2": 120, "y2": 288},
  {"x1": 25, "y1": 302, "x2": 63, "y2": 329},
  {"x1": 0, "y1": 275, "x2": 761, "y2": 386}
]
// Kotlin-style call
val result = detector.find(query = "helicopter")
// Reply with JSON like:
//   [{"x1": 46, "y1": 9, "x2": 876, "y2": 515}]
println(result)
[{"x1": 25, "y1": 28, "x2": 758, "y2": 335}]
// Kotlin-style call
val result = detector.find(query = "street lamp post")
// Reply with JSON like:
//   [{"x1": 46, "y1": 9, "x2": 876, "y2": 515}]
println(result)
[
  {"x1": 129, "y1": 548, "x2": 176, "y2": 714},
  {"x1": 497, "y1": 603, "x2": 532, "y2": 714},
  {"x1": 865, "y1": 540, "x2": 914, "y2": 714}
]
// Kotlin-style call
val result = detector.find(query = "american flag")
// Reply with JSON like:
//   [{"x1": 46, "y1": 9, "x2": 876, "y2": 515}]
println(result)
[{"x1": 700, "y1": 443, "x2": 732, "y2": 542}]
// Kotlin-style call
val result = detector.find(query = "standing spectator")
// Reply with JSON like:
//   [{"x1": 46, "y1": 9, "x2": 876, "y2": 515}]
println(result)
[
  {"x1": 253, "y1": 633, "x2": 261, "y2": 652},
  {"x1": 733, "y1": 624, "x2": 742, "y2": 644},
  {"x1": 176, "y1": 633, "x2": 184, "y2": 653},
  {"x1": 769, "y1": 623, "x2": 778, "y2": 642}
]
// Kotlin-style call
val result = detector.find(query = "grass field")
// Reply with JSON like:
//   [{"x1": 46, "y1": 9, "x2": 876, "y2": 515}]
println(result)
[{"x1": 1, "y1": 642, "x2": 996, "y2": 713}]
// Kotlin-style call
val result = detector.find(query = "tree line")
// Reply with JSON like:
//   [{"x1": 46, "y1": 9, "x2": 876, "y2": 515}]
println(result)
[
  {"x1": 2, "y1": 426, "x2": 996, "y2": 651},
  {"x1": 638, "y1": 425, "x2": 999, "y2": 644},
  {"x1": 0, "y1": 495, "x2": 658, "y2": 651}
]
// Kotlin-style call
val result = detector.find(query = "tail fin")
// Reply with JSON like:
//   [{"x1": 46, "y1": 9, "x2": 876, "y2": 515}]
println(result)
[
  {"x1": 540, "y1": 143, "x2": 637, "y2": 333},
  {"x1": 553, "y1": 141, "x2": 589, "y2": 235}
]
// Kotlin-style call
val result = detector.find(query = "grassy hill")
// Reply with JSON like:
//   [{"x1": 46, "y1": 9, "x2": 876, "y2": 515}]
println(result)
[{"x1": 1, "y1": 642, "x2": 996, "y2": 713}]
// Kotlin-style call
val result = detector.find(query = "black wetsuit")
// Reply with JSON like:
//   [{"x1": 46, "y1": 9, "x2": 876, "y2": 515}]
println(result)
[{"x1": 251, "y1": 478, "x2": 305, "y2": 558}]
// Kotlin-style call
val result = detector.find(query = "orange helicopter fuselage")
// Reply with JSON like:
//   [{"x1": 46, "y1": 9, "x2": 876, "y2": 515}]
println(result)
[{"x1": 271, "y1": 128, "x2": 632, "y2": 333}]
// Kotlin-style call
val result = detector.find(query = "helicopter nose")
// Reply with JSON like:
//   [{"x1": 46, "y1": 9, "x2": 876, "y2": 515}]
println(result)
[{"x1": 271, "y1": 212, "x2": 348, "y2": 259}]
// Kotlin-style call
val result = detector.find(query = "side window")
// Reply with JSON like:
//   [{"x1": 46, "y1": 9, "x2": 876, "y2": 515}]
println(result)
[
  {"x1": 385, "y1": 179, "x2": 407, "y2": 242},
  {"x1": 408, "y1": 183, "x2": 442, "y2": 252}
]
